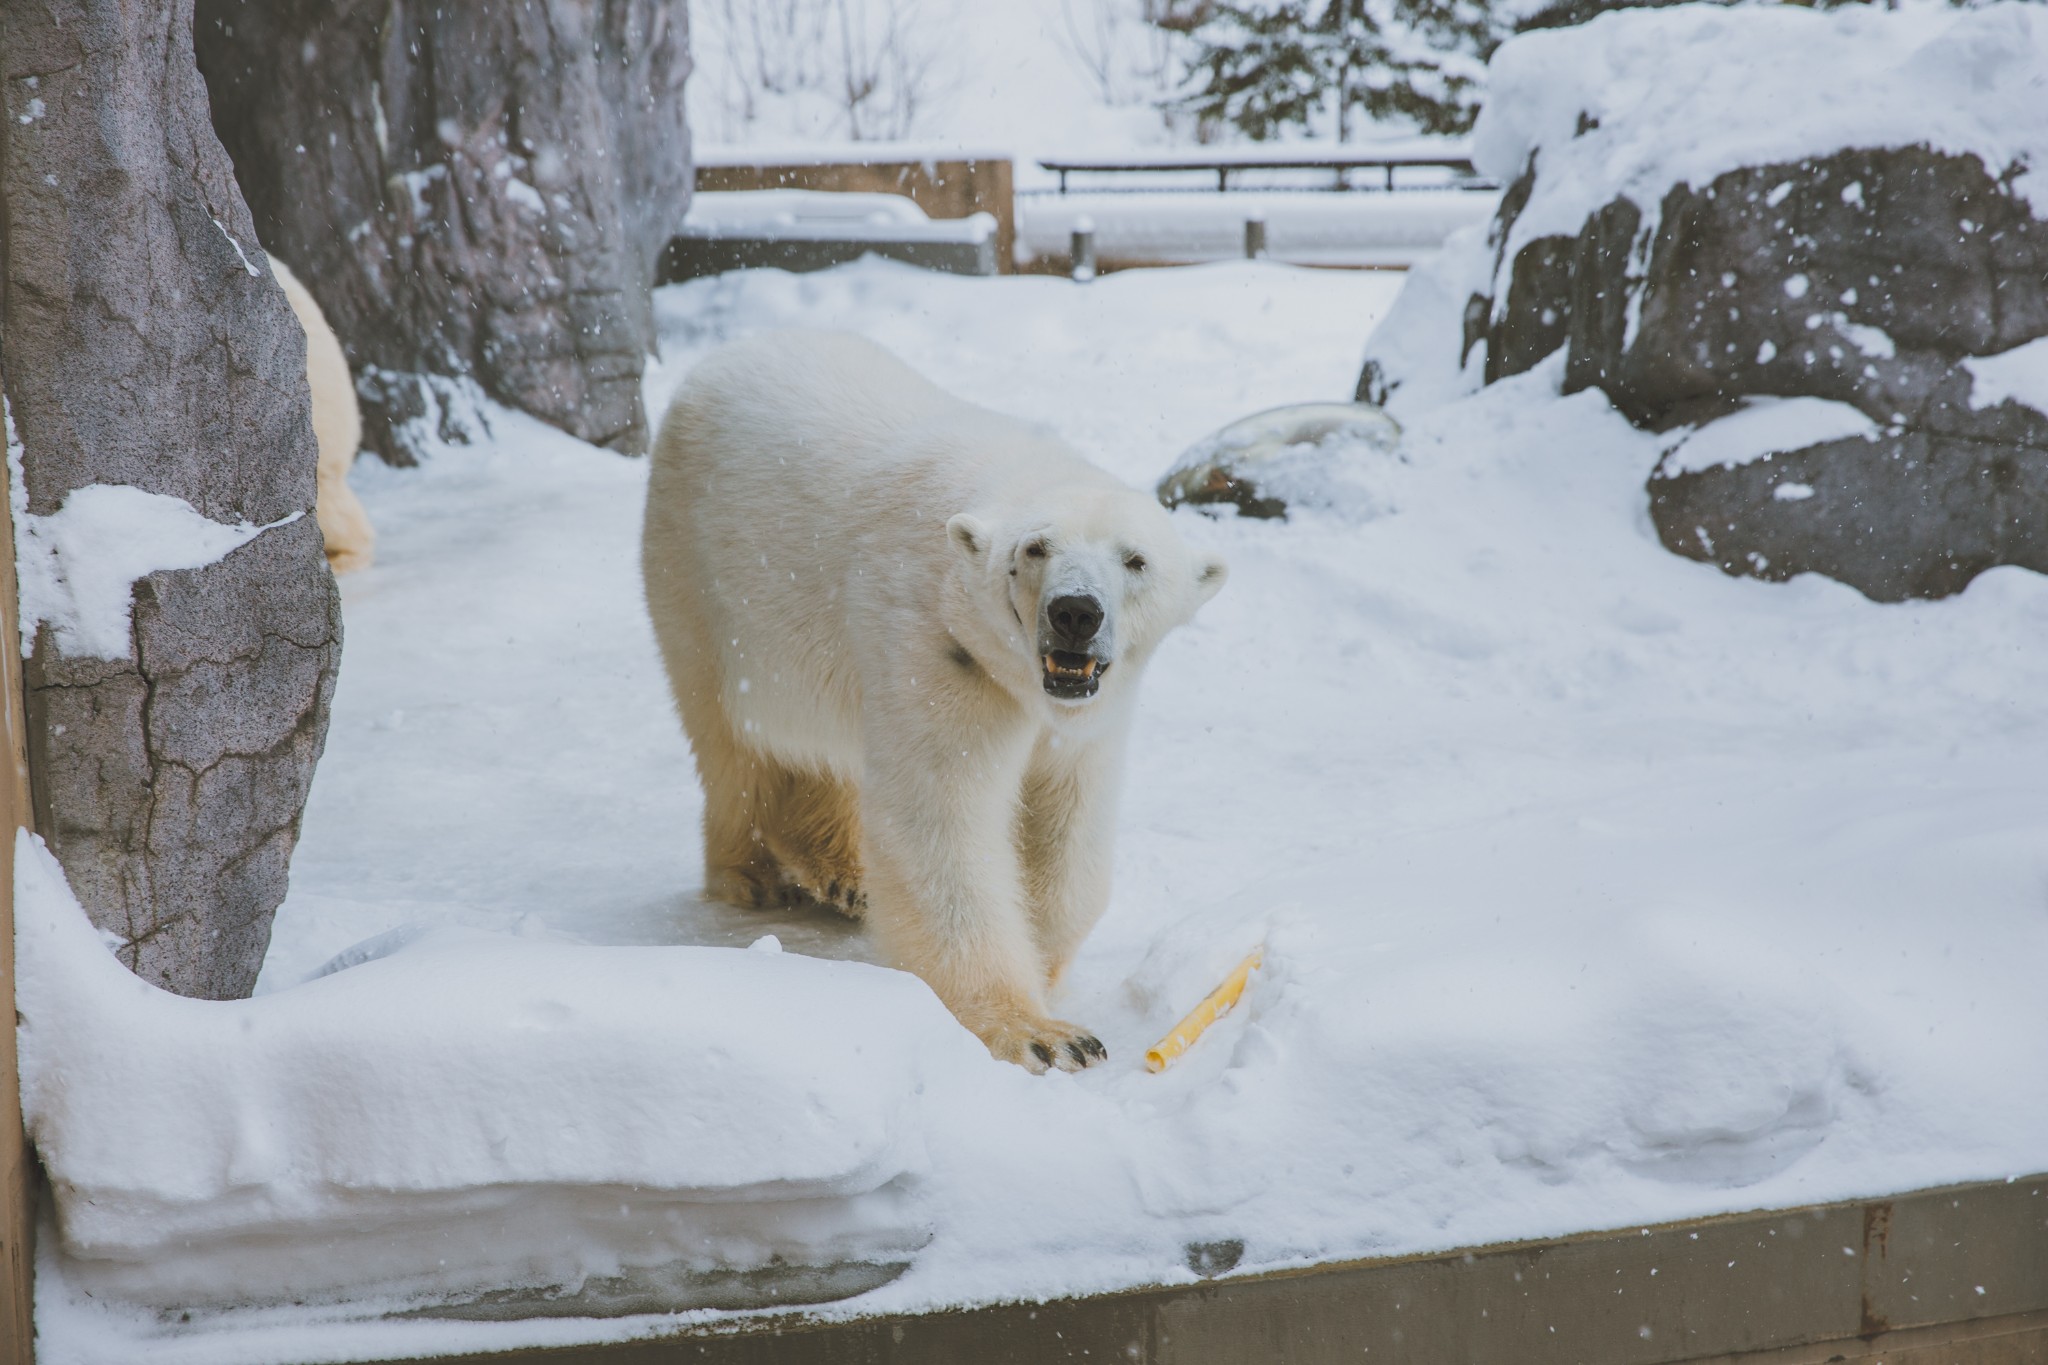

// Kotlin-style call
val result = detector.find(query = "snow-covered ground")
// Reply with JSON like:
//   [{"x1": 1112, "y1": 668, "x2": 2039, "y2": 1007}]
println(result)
[
  {"x1": 22, "y1": 256, "x2": 2048, "y2": 1362},
  {"x1": 690, "y1": 0, "x2": 1499, "y2": 268}
]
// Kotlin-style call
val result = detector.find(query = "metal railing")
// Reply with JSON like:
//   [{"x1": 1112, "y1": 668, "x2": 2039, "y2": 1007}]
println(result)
[{"x1": 1037, "y1": 147, "x2": 1495, "y2": 194}]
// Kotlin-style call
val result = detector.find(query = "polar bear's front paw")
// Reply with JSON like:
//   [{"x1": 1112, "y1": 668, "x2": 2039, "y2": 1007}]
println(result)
[{"x1": 980, "y1": 1014, "x2": 1109, "y2": 1074}]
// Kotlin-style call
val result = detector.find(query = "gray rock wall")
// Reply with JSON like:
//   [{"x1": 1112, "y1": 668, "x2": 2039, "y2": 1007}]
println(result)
[
  {"x1": 2, "y1": 0, "x2": 341, "y2": 998},
  {"x1": 194, "y1": 0, "x2": 694, "y2": 462}
]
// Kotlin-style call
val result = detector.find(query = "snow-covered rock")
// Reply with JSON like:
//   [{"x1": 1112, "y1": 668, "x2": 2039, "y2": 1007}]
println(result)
[
  {"x1": 1156, "y1": 401, "x2": 1405, "y2": 520},
  {"x1": 1363, "y1": 1, "x2": 2048, "y2": 600},
  {"x1": 14, "y1": 832, "x2": 968, "y2": 1315}
]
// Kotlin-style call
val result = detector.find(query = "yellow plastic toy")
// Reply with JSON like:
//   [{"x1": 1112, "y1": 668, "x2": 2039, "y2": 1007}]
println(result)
[{"x1": 1145, "y1": 947, "x2": 1264, "y2": 1073}]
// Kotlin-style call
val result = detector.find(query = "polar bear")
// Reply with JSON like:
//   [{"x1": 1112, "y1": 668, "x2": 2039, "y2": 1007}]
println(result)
[
  {"x1": 269, "y1": 257, "x2": 375, "y2": 575},
  {"x1": 643, "y1": 331, "x2": 1227, "y2": 1071}
]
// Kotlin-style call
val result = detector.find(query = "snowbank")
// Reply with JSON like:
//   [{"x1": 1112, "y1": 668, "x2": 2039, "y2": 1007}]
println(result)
[
  {"x1": 1353, "y1": 221, "x2": 1494, "y2": 417},
  {"x1": 16, "y1": 832, "x2": 969, "y2": 1313}
]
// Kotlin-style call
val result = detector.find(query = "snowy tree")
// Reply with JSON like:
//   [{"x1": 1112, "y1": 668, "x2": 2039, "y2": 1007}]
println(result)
[
  {"x1": 1053, "y1": 0, "x2": 1189, "y2": 108},
  {"x1": 1176, "y1": 0, "x2": 1503, "y2": 139},
  {"x1": 693, "y1": 0, "x2": 956, "y2": 142}
]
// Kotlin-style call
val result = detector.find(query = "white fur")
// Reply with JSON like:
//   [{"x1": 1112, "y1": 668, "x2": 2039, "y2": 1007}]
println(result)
[
  {"x1": 643, "y1": 331, "x2": 1225, "y2": 1071},
  {"x1": 270, "y1": 257, "x2": 374, "y2": 574}
]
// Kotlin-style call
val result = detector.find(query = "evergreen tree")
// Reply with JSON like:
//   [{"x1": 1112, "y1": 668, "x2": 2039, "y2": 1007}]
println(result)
[
  {"x1": 1175, "y1": 0, "x2": 2031, "y2": 143},
  {"x1": 1177, "y1": 0, "x2": 1504, "y2": 140}
]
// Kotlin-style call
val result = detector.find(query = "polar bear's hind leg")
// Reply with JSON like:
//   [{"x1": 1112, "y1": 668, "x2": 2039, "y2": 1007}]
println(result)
[
  {"x1": 684, "y1": 716, "x2": 860, "y2": 916},
  {"x1": 757, "y1": 764, "x2": 866, "y2": 918},
  {"x1": 692, "y1": 722, "x2": 788, "y2": 910},
  {"x1": 689, "y1": 718, "x2": 865, "y2": 916},
  {"x1": 643, "y1": 572, "x2": 793, "y2": 911}
]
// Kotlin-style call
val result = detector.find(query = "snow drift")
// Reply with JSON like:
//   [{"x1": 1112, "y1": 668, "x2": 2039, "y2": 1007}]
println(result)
[{"x1": 14, "y1": 832, "x2": 964, "y2": 1315}]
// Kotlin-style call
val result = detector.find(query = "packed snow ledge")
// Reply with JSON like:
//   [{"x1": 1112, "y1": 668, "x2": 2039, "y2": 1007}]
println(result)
[{"x1": 22, "y1": 259, "x2": 2048, "y2": 1363}]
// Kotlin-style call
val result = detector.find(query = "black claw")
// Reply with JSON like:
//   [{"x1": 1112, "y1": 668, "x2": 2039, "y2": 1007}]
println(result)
[
  {"x1": 1067, "y1": 1041, "x2": 1087, "y2": 1065},
  {"x1": 1082, "y1": 1035, "x2": 1107, "y2": 1060},
  {"x1": 1030, "y1": 1042, "x2": 1054, "y2": 1066},
  {"x1": 826, "y1": 881, "x2": 840, "y2": 900}
]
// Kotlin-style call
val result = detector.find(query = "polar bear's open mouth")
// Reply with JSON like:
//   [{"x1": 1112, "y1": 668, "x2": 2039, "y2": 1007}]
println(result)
[{"x1": 1043, "y1": 650, "x2": 1109, "y2": 700}]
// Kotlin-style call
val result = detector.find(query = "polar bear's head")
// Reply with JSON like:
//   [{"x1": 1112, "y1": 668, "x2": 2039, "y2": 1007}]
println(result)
[{"x1": 946, "y1": 493, "x2": 1226, "y2": 709}]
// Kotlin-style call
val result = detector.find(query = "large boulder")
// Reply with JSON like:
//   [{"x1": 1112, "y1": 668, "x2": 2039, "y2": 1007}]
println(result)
[
  {"x1": 1360, "y1": 3, "x2": 2048, "y2": 601},
  {"x1": 1484, "y1": 147, "x2": 2048, "y2": 431},
  {"x1": 1495, "y1": 145, "x2": 2048, "y2": 602}
]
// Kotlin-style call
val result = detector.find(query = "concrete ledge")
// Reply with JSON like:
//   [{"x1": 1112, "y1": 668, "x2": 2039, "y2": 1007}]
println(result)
[
  {"x1": 1688, "y1": 1310, "x2": 2048, "y2": 1365},
  {"x1": 419, "y1": 1174, "x2": 2047, "y2": 1364}
]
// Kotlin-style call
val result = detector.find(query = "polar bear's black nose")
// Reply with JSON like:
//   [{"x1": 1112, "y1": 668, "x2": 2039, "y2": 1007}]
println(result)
[{"x1": 1048, "y1": 594, "x2": 1104, "y2": 645}]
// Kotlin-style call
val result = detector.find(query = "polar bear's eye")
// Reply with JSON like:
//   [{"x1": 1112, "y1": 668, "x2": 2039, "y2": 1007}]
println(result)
[
  {"x1": 1123, "y1": 553, "x2": 1147, "y2": 573},
  {"x1": 1023, "y1": 540, "x2": 1047, "y2": 560}
]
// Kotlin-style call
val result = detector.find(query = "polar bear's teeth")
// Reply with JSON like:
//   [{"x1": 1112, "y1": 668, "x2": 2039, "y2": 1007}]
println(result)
[{"x1": 1081, "y1": 659, "x2": 1097, "y2": 679}]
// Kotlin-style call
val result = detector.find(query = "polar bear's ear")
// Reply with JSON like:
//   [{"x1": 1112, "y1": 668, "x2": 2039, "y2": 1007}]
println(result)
[
  {"x1": 947, "y1": 513, "x2": 992, "y2": 560},
  {"x1": 1193, "y1": 554, "x2": 1229, "y2": 605}
]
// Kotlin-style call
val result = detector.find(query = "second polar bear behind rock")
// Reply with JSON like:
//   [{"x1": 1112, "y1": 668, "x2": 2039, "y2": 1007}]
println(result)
[
  {"x1": 643, "y1": 331, "x2": 1227, "y2": 1072},
  {"x1": 270, "y1": 257, "x2": 375, "y2": 575}
]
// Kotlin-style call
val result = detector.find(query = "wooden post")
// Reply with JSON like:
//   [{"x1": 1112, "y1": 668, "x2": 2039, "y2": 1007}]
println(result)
[
  {"x1": 0, "y1": 392, "x2": 37, "y2": 1360},
  {"x1": 1070, "y1": 219, "x2": 1097, "y2": 283}
]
